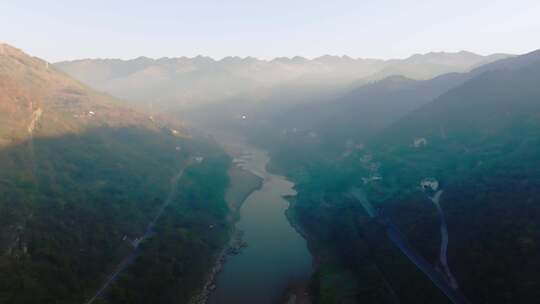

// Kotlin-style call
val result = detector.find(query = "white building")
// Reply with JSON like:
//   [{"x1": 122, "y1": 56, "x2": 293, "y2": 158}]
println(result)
[
  {"x1": 420, "y1": 177, "x2": 439, "y2": 191},
  {"x1": 413, "y1": 137, "x2": 427, "y2": 148}
]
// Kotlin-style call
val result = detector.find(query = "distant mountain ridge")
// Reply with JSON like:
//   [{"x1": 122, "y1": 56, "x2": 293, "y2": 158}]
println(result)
[
  {"x1": 261, "y1": 49, "x2": 534, "y2": 155},
  {"x1": 366, "y1": 51, "x2": 510, "y2": 81},
  {"x1": 375, "y1": 48, "x2": 540, "y2": 147},
  {"x1": 55, "y1": 51, "x2": 512, "y2": 114}
]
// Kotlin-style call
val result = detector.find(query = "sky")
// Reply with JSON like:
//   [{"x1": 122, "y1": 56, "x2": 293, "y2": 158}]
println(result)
[{"x1": 1, "y1": 0, "x2": 539, "y2": 62}]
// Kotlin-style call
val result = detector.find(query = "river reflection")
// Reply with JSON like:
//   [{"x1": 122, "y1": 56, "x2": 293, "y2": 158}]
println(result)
[{"x1": 208, "y1": 140, "x2": 312, "y2": 304}]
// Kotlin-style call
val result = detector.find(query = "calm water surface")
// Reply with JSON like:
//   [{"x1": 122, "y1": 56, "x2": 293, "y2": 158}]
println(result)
[{"x1": 208, "y1": 140, "x2": 312, "y2": 304}]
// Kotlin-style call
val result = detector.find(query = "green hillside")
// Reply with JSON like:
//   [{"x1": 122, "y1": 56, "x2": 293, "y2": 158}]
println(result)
[
  {"x1": 262, "y1": 50, "x2": 540, "y2": 303},
  {"x1": 0, "y1": 44, "x2": 232, "y2": 304}
]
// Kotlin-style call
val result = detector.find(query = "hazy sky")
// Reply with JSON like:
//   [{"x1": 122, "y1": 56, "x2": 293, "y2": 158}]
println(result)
[{"x1": 1, "y1": 0, "x2": 539, "y2": 62}]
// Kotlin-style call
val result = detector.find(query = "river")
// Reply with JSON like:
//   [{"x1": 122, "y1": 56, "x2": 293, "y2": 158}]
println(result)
[{"x1": 208, "y1": 137, "x2": 313, "y2": 304}]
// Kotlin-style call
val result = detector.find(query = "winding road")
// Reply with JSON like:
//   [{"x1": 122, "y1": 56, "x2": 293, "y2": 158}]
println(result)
[
  {"x1": 430, "y1": 190, "x2": 460, "y2": 290},
  {"x1": 84, "y1": 162, "x2": 190, "y2": 304},
  {"x1": 350, "y1": 188, "x2": 469, "y2": 304}
]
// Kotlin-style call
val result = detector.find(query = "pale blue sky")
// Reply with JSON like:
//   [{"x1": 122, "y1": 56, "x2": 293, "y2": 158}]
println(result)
[{"x1": 1, "y1": 0, "x2": 539, "y2": 62}]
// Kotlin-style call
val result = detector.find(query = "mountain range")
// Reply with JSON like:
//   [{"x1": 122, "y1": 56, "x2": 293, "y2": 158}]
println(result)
[{"x1": 55, "y1": 51, "x2": 510, "y2": 118}]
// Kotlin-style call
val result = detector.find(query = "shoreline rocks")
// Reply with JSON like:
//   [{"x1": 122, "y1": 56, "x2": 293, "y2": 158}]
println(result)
[{"x1": 188, "y1": 229, "x2": 247, "y2": 304}]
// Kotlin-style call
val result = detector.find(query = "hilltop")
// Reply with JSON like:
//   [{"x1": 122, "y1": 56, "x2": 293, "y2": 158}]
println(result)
[{"x1": 0, "y1": 43, "x2": 184, "y2": 147}]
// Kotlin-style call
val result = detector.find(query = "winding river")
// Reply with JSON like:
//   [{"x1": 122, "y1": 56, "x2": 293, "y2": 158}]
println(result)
[{"x1": 208, "y1": 138, "x2": 313, "y2": 304}]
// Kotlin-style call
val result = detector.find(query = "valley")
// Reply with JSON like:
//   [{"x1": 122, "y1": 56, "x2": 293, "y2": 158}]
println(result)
[{"x1": 1, "y1": 19, "x2": 540, "y2": 303}]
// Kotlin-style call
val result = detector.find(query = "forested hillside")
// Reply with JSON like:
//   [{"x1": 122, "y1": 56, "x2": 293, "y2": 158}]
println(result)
[
  {"x1": 0, "y1": 44, "x2": 232, "y2": 304},
  {"x1": 261, "y1": 50, "x2": 540, "y2": 303}
]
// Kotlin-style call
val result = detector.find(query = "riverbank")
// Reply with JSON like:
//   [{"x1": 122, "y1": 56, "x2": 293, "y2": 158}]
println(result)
[
  {"x1": 264, "y1": 156, "x2": 317, "y2": 304},
  {"x1": 208, "y1": 139, "x2": 313, "y2": 304},
  {"x1": 275, "y1": 194, "x2": 318, "y2": 304},
  {"x1": 189, "y1": 161, "x2": 263, "y2": 304}
]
